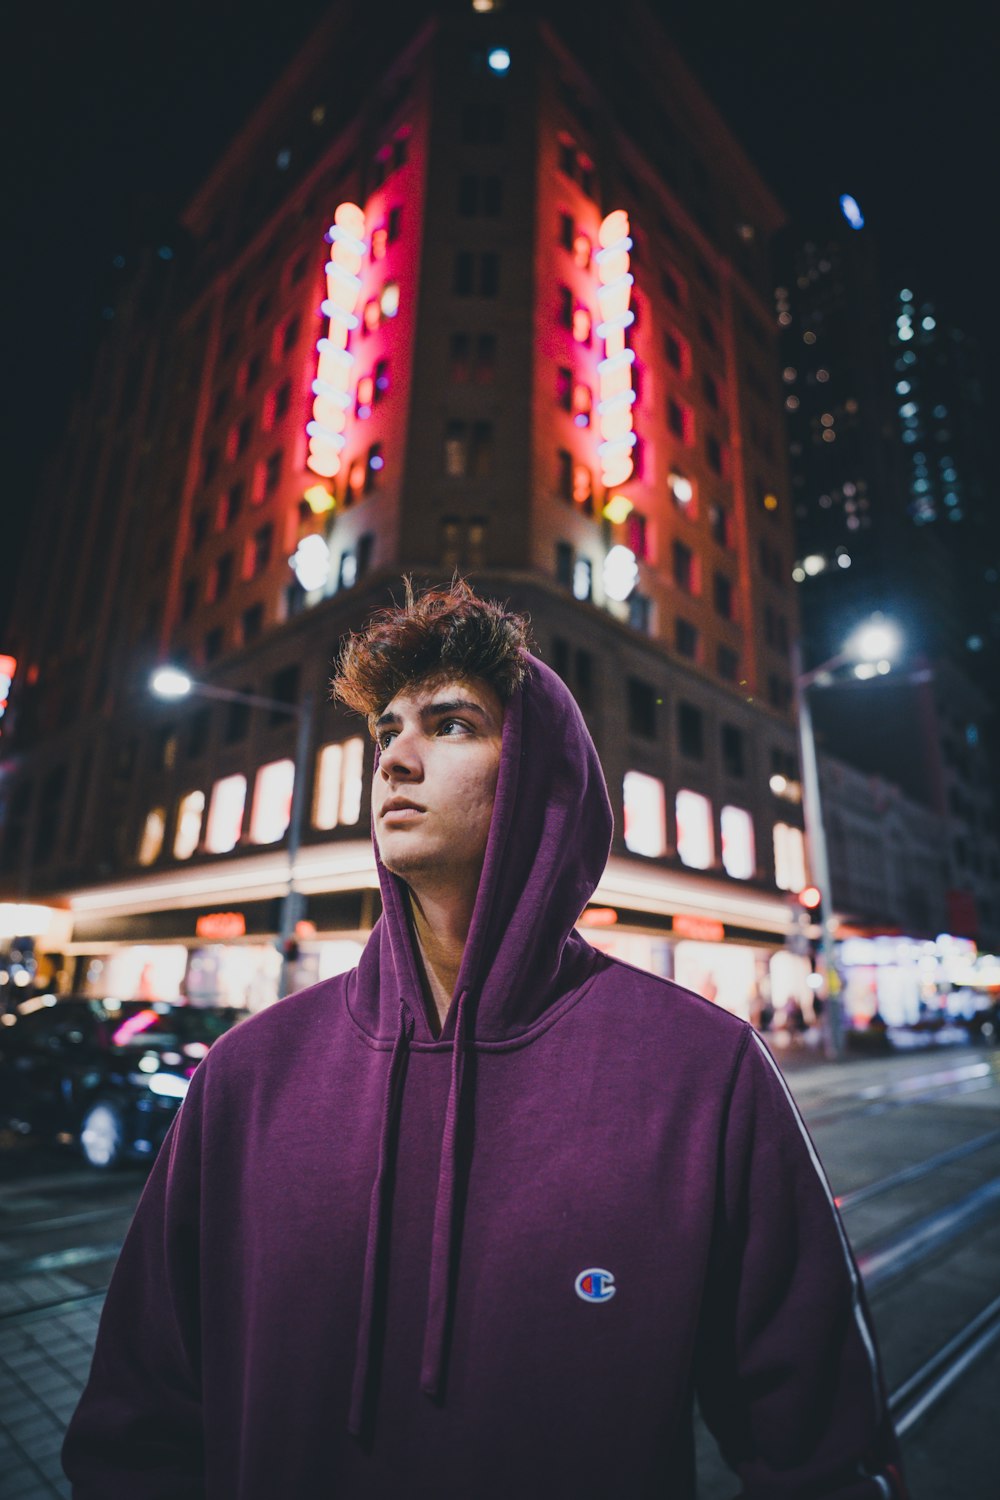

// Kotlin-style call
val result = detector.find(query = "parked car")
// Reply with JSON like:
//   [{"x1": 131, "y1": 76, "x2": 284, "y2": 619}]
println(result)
[{"x1": 0, "y1": 996, "x2": 249, "y2": 1168}]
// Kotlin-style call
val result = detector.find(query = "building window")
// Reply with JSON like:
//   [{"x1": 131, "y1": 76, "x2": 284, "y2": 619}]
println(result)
[
  {"x1": 767, "y1": 674, "x2": 792, "y2": 711},
  {"x1": 217, "y1": 481, "x2": 244, "y2": 530},
  {"x1": 573, "y1": 232, "x2": 591, "y2": 269},
  {"x1": 280, "y1": 315, "x2": 301, "y2": 356},
  {"x1": 137, "y1": 807, "x2": 166, "y2": 866},
  {"x1": 721, "y1": 805, "x2": 755, "y2": 880},
  {"x1": 672, "y1": 540, "x2": 696, "y2": 593},
  {"x1": 623, "y1": 771, "x2": 667, "y2": 857},
  {"x1": 676, "y1": 789, "x2": 713, "y2": 870},
  {"x1": 173, "y1": 790, "x2": 205, "y2": 860},
  {"x1": 203, "y1": 627, "x2": 224, "y2": 663},
  {"x1": 572, "y1": 306, "x2": 592, "y2": 345},
  {"x1": 388, "y1": 204, "x2": 403, "y2": 242},
  {"x1": 713, "y1": 572, "x2": 734, "y2": 619},
  {"x1": 474, "y1": 334, "x2": 496, "y2": 382},
  {"x1": 556, "y1": 448, "x2": 573, "y2": 501},
  {"x1": 449, "y1": 332, "x2": 471, "y2": 382},
  {"x1": 558, "y1": 285, "x2": 573, "y2": 329},
  {"x1": 556, "y1": 366, "x2": 572, "y2": 411},
  {"x1": 571, "y1": 383, "x2": 591, "y2": 427},
  {"x1": 627, "y1": 677, "x2": 657, "y2": 739},
  {"x1": 721, "y1": 723, "x2": 745, "y2": 777},
  {"x1": 709, "y1": 503, "x2": 731, "y2": 548},
  {"x1": 706, "y1": 434, "x2": 724, "y2": 474},
  {"x1": 265, "y1": 449, "x2": 283, "y2": 496},
  {"x1": 773, "y1": 822, "x2": 807, "y2": 891},
  {"x1": 628, "y1": 592, "x2": 651, "y2": 633},
  {"x1": 572, "y1": 463, "x2": 593, "y2": 511},
  {"x1": 664, "y1": 330, "x2": 691, "y2": 377},
  {"x1": 453, "y1": 251, "x2": 475, "y2": 295},
  {"x1": 249, "y1": 759, "x2": 295, "y2": 844},
  {"x1": 717, "y1": 645, "x2": 739, "y2": 682},
  {"x1": 242, "y1": 603, "x2": 264, "y2": 642},
  {"x1": 702, "y1": 372, "x2": 720, "y2": 410},
  {"x1": 208, "y1": 553, "x2": 233, "y2": 603},
  {"x1": 675, "y1": 618, "x2": 699, "y2": 660},
  {"x1": 667, "y1": 397, "x2": 693, "y2": 444},
  {"x1": 661, "y1": 266, "x2": 683, "y2": 305},
  {"x1": 227, "y1": 418, "x2": 252, "y2": 462},
  {"x1": 445, "y1": 421, "x2": 469, "y2": 477},
  {"x1": 313, "y1": 737, "x2": 365, "y2": 829},
  {"x1": 204, "y1": 775, "x2": 246, "y2": 854},
  {"x1": 555, "y1": 539, "x2": 573, "y2": 587},
  {"x1": 677, "y1": 700, "x2": 704, "y2": 758},
  {"x1": 480, "y1": 253, "x2": 499, "y2": 296},
  {"x1": 573, "y1": 556, "x2": 592, "y2": 601},
  {"x1": 698, "y1": 312, "x2": 718, "y2": 349},
  {"x1": 627, "y1": 510, "x2": 648, "y2": 561},
  {"x1": 365, "y1": 443, "x2": 384, "y2": 491},
  {"x1": 181, "y1": 578, "x2": 198, "y2": 621},
  {"x1": 243, "y1": 524, "x2": 272, "y2": 581}
]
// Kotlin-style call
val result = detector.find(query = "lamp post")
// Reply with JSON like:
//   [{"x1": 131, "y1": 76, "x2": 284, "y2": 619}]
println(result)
[
  {"x1": 791, "y1": 618, "x2": 902, "y2": 1061},
  {"x1": 150, "y1": 667, "x2": 316, "y2": 999}
]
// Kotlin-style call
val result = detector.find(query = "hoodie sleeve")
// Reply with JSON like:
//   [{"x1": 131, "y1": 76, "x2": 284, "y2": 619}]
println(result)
[
  {"x1": 694, "y1": 1028, "x2": 908, "y2": 1500},
  {"x1": 61, "y1": 1061, "x2": 208, "y2": 1499}
]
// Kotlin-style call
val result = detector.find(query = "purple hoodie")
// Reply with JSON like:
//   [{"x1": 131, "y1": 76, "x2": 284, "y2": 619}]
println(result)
[{"x1": 62, "y1": 654, "x2": 907, "y2": 1497}]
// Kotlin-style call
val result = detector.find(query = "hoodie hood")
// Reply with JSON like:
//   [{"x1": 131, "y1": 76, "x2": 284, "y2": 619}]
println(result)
[
  {"x1": 352, "y1": 649, "x2": 614, "y2": 1045},
  {"x1": 346, "y1": 650, "x2": 613, "y2": 1439}
]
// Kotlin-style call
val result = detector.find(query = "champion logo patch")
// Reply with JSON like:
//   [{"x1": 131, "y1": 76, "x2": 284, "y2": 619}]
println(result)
[{"x1": 574, "y1": 1267, "x2": 616, "y2": 1303}]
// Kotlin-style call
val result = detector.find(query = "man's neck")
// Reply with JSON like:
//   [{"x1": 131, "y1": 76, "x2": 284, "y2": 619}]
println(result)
[{"x1": 407, "y1": 885, "x2": 476, "y2": 1037}]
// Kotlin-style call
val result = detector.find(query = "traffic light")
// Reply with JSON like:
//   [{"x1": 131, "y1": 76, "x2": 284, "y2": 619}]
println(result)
[{"x1": 796, "y1": 886, "x2": 822, "y2": 911}]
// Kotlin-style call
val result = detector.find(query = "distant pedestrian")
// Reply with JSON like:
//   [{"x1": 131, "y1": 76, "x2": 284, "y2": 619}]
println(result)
[{"x1": 62, "y1": 580, "x2": 907, "y2": 1498}]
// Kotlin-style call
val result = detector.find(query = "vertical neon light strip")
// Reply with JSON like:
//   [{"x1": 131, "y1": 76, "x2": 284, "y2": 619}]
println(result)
[
  {"x1": 595, "y1": 210, "x2": 636, "y2": 488},
  {"x1": 306, "y1": 202, "x2": 368, "y2": 480}
]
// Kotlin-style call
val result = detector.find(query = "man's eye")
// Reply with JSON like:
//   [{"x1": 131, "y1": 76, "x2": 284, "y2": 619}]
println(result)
[
  {"x1": 378, "y1": 731, "x2": 397, "y2": 749},
  {"x1": 439, "y1": 718, "x2": 469, "y2": 735}
]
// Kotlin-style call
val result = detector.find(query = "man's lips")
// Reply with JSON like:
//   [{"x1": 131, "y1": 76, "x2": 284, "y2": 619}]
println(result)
[{"x1": 380, "y1": 799, "x2": 426, "y2": 819}]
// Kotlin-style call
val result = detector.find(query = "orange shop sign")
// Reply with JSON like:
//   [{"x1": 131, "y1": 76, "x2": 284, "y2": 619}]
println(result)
[
  {"x1": 672, "y1": 913, "x2": 725, "y2": 943},
  {"x1": 195, "y1": 911, "x2": 247, "y2": 940}
]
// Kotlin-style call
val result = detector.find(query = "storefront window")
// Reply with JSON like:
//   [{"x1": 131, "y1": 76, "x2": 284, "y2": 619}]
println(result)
[
  {"x1": 674, "y1": 940, "x2": 756, "y2": 1021},
  {"x1": 174, "y1": 790, "x2": 205, "y2": 859},
  {"x1": 205, "y1": 774, "x2": 247, "y2": 854},
  {"x1": 313, "y1": 736, "x2": 365, "y2": 829},
  {"x1": 250, "y1": 758, "x2": 295, "y2": 844},
  {"x1": 676, "y1": 789, "x2": 713, "y2": 870},
  {"x1": 773, "y1": 821, "x2": 807, "y2": 891},
  {"x1": 137, "y1": 807, "x2": 166, "y2": 866},
  {"x1": 623, "y1": 771, "x2": 666, "y2": 857},
  {"x1": 721, "y1": 805, "x2": 755, "y2": 880}
]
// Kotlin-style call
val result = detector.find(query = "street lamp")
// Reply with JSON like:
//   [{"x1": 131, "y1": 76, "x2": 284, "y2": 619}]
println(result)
[
  {"x1": 791, "y1": 615, "x2": 902, "y2": 1061},
  {"x1": 149, "y1": 668, "x2": 316, "y2": 999}
]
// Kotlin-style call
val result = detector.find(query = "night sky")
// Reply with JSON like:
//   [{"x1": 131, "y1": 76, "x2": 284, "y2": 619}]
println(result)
[{"x1": 4, "y1": 0, "x2": 995, "y2": 638}]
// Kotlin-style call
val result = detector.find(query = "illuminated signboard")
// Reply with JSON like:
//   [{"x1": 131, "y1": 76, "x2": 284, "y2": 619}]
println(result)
[
  {"x1": 595, "y1": 210, "x2": 636, "y2": 488},
  {"x1": 195, "y1": 911, "x2": 247, "y2": 940},
  {"x1": 306, "y1": 202, "x2": 368, "y2": 483},
  {"x1": 0, "y1": 654, "x2": 16, "y2": 734}
]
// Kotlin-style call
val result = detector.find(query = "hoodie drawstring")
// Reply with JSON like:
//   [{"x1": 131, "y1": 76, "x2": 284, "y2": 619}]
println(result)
[
  {"x1": 348, "y1": 997, "x2": 414, "y2": 1438},
  {"x1": 420, "y1": 986, "x2": 469, "y2": 1400}
]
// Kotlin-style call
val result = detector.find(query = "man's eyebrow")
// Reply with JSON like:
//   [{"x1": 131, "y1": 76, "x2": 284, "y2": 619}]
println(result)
[{"x1": 374, "y1": 698, "x2": 490, "y2": 731}]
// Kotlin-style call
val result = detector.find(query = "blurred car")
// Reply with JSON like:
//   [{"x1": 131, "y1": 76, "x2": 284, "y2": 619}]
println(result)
[{"x1": 0, "y1": 996, "x2": 249, "y2": 1168}]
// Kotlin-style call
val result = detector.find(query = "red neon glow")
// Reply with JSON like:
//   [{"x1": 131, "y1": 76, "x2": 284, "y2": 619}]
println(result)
[
  {"x1": 595, "y1": 209, "x2": 637, "y2": 488},
  {"x1": 306, "y1": 201, "x2": 367, "y2": 480},
  {"x1": 111, "y1": 1008, "x2": 161, "y2": 1046}
]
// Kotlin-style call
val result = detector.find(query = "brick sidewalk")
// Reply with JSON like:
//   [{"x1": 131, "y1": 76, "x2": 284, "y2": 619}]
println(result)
[{"x1": 0, "y1": 1299, "x2": 102, "y2": 1499}]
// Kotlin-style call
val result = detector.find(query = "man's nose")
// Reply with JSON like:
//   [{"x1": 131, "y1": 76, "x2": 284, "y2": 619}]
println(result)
[{"x1": 380, "y1": 729, "x2": 422, "y2": 778}]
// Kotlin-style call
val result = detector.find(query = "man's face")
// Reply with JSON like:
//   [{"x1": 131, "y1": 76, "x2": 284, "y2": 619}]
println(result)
[{"x1": 372, "y1": 675, "x2": 504, "y2": 894}]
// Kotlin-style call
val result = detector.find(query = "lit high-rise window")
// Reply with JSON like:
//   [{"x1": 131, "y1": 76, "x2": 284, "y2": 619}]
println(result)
[
  {"x1": 623, "y1": 772, "x2": 667, "y2": 857},
  {"x1": 676, "y1": 790, "x2": 713, "y2": 870},
  {"x1": 313, "y1": 737, "x2": 365, "y2": 830},
  {"x1": 250, "y1": 759, "x2": 295, "y2": 844},
  {"x1": 204, "y1": 775, "x2": 247, "y2": 854},
  {"x1": 174, "y1": 791, "x2": 206, "y2": 860},
  {"x1": 137, "y1": 808, "x2": 166, "y2": 866},
  {"x1": 721, "y1": 805, "x2": 755, "y2": 880},
  {"x1": 773, "y1": 822, "x2": 807, "y2": 891}
]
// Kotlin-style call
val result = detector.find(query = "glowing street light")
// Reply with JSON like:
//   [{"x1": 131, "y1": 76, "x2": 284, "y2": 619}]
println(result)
[
  {"x1": 149, "y1": 666, "x2": 193, "y2": 700},
  {"x1": 149, "y1": 667, "x2": 316, "y2": 998},
  {"x1": 792, "y1": 616, "x2": 904, "y2": 1060}
]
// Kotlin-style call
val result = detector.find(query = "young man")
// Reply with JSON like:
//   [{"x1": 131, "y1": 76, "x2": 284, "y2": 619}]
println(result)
[{"x1": 63, "y1": 581, "x2": 907, "y2": 1498}]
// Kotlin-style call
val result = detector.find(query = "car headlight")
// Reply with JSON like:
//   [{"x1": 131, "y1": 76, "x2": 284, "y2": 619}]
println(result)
[{"x1": 146, "y1": 1073, "x2": 189, "y2": 1100}]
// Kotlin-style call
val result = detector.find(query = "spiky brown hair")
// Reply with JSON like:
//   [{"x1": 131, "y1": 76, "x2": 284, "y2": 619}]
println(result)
[{"x1": 331, "y1": 577, "x2": 532, "y2": 731}]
